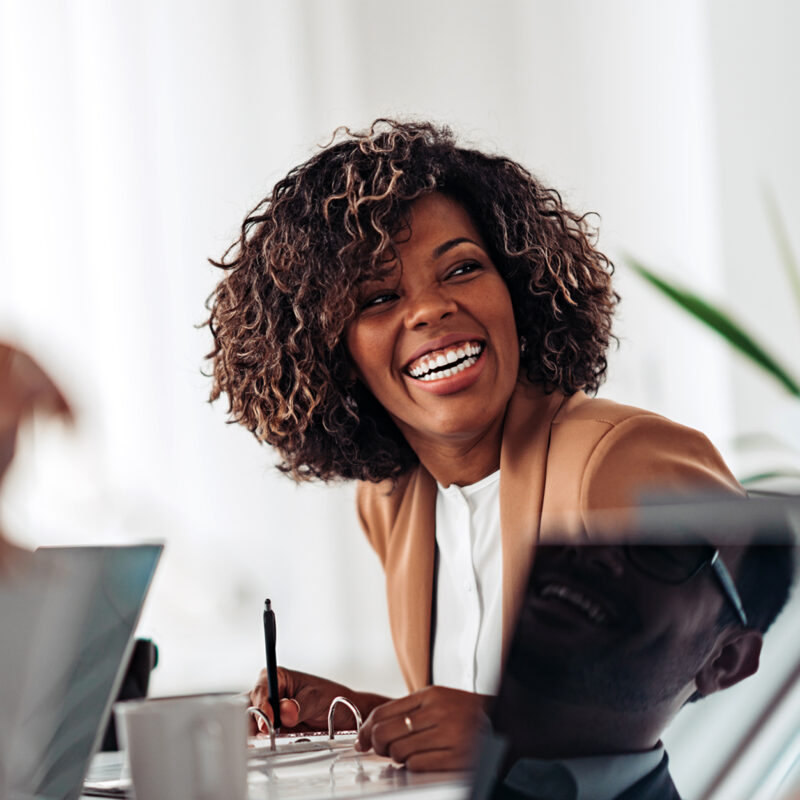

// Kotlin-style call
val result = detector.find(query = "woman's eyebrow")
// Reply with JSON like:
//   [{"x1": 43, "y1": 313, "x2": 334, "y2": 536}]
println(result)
[{"x1": 432, "y1": 237, "x2": 481, "y2": 259}]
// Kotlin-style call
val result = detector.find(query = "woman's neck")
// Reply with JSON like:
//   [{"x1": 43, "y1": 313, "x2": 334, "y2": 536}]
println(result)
[{"x1": 405, "y1": 411, "x2": 505, "y2": 487}]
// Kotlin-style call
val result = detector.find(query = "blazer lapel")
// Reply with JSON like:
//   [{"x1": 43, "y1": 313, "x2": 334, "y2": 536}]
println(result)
[
  {"x1": 382, "y1": 382, "x2": 569, "y2": 689},
  {"x1": 499, "y1": 383, "x2": 569, "y2": 656},
  {"x1": 384, "y1": 466, "x2": 437, "y2": 689}
]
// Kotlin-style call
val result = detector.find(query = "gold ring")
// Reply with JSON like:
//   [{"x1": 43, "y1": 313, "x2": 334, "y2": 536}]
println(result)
[{"x1": 404, "y1": 715, "x2": 414, "y2": 733}]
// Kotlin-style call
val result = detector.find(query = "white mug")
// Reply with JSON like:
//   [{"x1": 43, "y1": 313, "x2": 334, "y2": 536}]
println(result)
[{"x1": 114, "y1": 694, "x2": 248, "y2": 800}]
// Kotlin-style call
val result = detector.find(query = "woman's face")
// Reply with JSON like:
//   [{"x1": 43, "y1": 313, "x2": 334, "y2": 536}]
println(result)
[{"x1": 345, "y1": 193, "x2": 520, "y2": 455}]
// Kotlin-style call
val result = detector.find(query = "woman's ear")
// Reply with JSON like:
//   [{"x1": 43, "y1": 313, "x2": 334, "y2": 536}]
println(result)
[{"x1": 695, "y1": 629, "x2": 763, "y2": 698}]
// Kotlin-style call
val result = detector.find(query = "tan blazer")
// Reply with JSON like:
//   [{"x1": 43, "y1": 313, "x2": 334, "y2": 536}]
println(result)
[{"x1": 356, "y1": 381, "x2": 743, "y2": 692}]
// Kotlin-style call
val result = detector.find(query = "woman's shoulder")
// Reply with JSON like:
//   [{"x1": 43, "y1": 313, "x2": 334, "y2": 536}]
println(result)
[
  {"x1": 544, "y1": 392, "x2": 744, "y2": 509},
  {"x1": 506, "y1": 381, "x2": 672, "y2": 432},
  {"x1": 549, "y1": 392, "x2": 732, "y2": 460},
  {"x1": 552, "y1": 391, "x2": 670, "y2": 427}
]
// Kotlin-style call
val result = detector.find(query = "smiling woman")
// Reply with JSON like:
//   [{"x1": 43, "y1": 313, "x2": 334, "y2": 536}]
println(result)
[
  {"x1": 205, "y1": 120, "x2": 743, "y2": 772},
  {"x1": 345, "y1": 194, "x2": 520, "y2": 486}
]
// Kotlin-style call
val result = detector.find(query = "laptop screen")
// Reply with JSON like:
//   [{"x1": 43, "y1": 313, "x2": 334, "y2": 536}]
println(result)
[{"x1": 19, "y1": 544, "x2": 162, "y2": 800}]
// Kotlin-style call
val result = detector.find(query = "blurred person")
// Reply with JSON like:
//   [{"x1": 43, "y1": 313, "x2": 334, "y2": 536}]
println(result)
[
  {"x1": 481, "y1": 541, "x2": 796, "y2": 800},
  {"x1": 205, "y1": 120, "x2": 744, "y2": 770},
  {"x1": 0, "y1": 342, "x2": 72, "y2": 564},
  {"x1": 0, "y1": 343, "x2": 158, "y2": 798}
]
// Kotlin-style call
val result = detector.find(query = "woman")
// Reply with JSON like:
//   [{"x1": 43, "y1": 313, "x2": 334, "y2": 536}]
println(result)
[{"x1": 206, "y1": 120, "x2": 741, "y2": 770}]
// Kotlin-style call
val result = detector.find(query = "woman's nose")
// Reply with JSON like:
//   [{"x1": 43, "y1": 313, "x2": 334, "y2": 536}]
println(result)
[{"x1": 404, "y1": 287, "x2": 458, "y2": 329}]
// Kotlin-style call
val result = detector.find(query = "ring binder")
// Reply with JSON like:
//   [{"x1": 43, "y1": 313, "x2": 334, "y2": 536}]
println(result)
[
  {"x1": 247, "y1": 696, "x2": 363, "y2": 756},
  {"x1": 247, "y1": 706, "x2": 276, "y2": 751},
  {"x1": 327, "y1": 696, "x2": 363, "y2": 739}
]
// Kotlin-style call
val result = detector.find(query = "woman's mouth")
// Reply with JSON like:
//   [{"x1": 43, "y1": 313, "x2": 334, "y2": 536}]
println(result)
[{"x1": 404, "y1": 341, "x2": 485, "y2": 382}]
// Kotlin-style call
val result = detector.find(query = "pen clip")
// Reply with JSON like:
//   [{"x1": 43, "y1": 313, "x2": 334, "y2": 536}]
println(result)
[
  {"x1": 247, "y1": 706, "x2": 277, "y2": 751},
  {"x1": 327, "y1": 696, "x2": 363, "y2": 740}
]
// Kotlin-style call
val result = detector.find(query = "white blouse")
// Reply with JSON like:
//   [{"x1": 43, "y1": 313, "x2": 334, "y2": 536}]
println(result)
[{"x1": 431, "y1": 469, "x2": 503, "y2": 694}]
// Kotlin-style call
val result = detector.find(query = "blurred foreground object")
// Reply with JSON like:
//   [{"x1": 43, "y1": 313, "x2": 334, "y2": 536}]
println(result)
[
  {"x1": 0, "y1": 341, "x2": 73, "y2": 559},
  {"x1": 474, "y1": 495, "x2": 799, "y2": 800},
  {"x1": 0, "y1": 547, "x2": 92, "y2": 799},
  {"x1": 0, "y1": 341, "x2": 82, "y2": 798},
  {"x1": 102, "y1": 639, "x2": 159, "y2": 751}
]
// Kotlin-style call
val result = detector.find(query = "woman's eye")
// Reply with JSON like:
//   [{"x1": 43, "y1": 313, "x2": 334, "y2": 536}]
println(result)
[
  {"x1": 361, "y1": 291, "x2": 398, "y2": 310},
  {"x1": 447, "y1": 260, "x2": 483, "y2": 279}
]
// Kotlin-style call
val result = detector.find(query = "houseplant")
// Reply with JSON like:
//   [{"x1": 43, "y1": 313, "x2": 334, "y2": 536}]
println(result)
[{"x1": 622, "y1": 191, "x2": 800, "y2": 489}]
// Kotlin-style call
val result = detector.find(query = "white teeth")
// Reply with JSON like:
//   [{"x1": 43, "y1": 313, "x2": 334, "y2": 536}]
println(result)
[
  {"x1": 418, "y1": 356, "x2": 478, "y2": 381},
  {"x1": 540, "y1": 583, "x2": 609, "y2": 625},
  {"x1": 407, "y1": 342, "x2": 484, "y2": 379}
]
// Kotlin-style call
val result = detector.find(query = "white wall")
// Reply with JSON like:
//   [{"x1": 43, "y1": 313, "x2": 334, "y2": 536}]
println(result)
[{"x1": 705, "y1": 0, "x2": 800, "y2": 486}]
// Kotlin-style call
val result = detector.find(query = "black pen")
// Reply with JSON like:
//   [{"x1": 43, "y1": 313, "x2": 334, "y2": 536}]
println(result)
[{"x1": 263, "y1": 598, "x2": 281, "y2": 729}]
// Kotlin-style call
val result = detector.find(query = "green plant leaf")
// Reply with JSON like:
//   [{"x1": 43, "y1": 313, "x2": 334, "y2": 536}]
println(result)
[
  {"x1": 623, "y1": 255, "x2": 800, "y2": 397},
  {"x1": 741, "y1": 469, "x2": 800, "y2": 485},
  {"x1": 733, "y1": 432, "x2": 800, "y2": 455},
  {"x1": 762, "y1": 183, "x2": 800, "y2": 316}
]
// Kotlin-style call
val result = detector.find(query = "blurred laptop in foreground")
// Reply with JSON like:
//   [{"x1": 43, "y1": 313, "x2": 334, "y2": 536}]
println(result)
[{"x1": 2, "y1": 545, "x2": 162, "y2": 800}]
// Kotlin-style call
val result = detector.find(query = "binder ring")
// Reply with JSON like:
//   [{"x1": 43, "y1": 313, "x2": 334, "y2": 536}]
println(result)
[
  {"x1": 247, "y1": 706, "x2": 276, "y2": 751},
  {"x1": 327, "y1": 696, "x2": 363, "y2": 739}
]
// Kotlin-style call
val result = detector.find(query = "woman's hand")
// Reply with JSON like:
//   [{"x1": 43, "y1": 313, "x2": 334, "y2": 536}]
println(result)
[
  {"x1": 355, "y1": 686, "x2": 492, "y2": 772},
  {"x1": 248, "y1": 667, "x2": 389, "y2": 734}
]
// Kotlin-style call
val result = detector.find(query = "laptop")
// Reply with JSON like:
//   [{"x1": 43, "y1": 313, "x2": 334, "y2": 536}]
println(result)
[{"x1": 6, "y1": 544, "x2": 162, "y2": 800}]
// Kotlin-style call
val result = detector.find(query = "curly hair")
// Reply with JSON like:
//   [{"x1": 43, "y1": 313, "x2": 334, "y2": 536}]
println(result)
[{"x1": 206, "y1": 119, "x2": 618, "y2": 483}]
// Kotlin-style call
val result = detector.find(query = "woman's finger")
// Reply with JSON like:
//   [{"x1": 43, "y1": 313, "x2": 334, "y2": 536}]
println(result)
[
  {"x1": 357, "y1": 694, "x2": 423, "y2": 750},
  {"x1": 279, "y1": 697, "x2": 301, "y2": 727},
  {"x1": 386, "y1": 727, "x2": 446, "y2": 765},
  {"x1": 405, "y1": 748, "x2": 459, "y2": 773},
  {"x1": 367, "y1": 705, "x2": 438, "y2": 756}
]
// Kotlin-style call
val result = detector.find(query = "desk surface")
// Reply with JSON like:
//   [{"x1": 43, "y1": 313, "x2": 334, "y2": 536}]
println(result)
[{"x1": 82, "y1": 746, "x2": 471, "y2": 800}]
